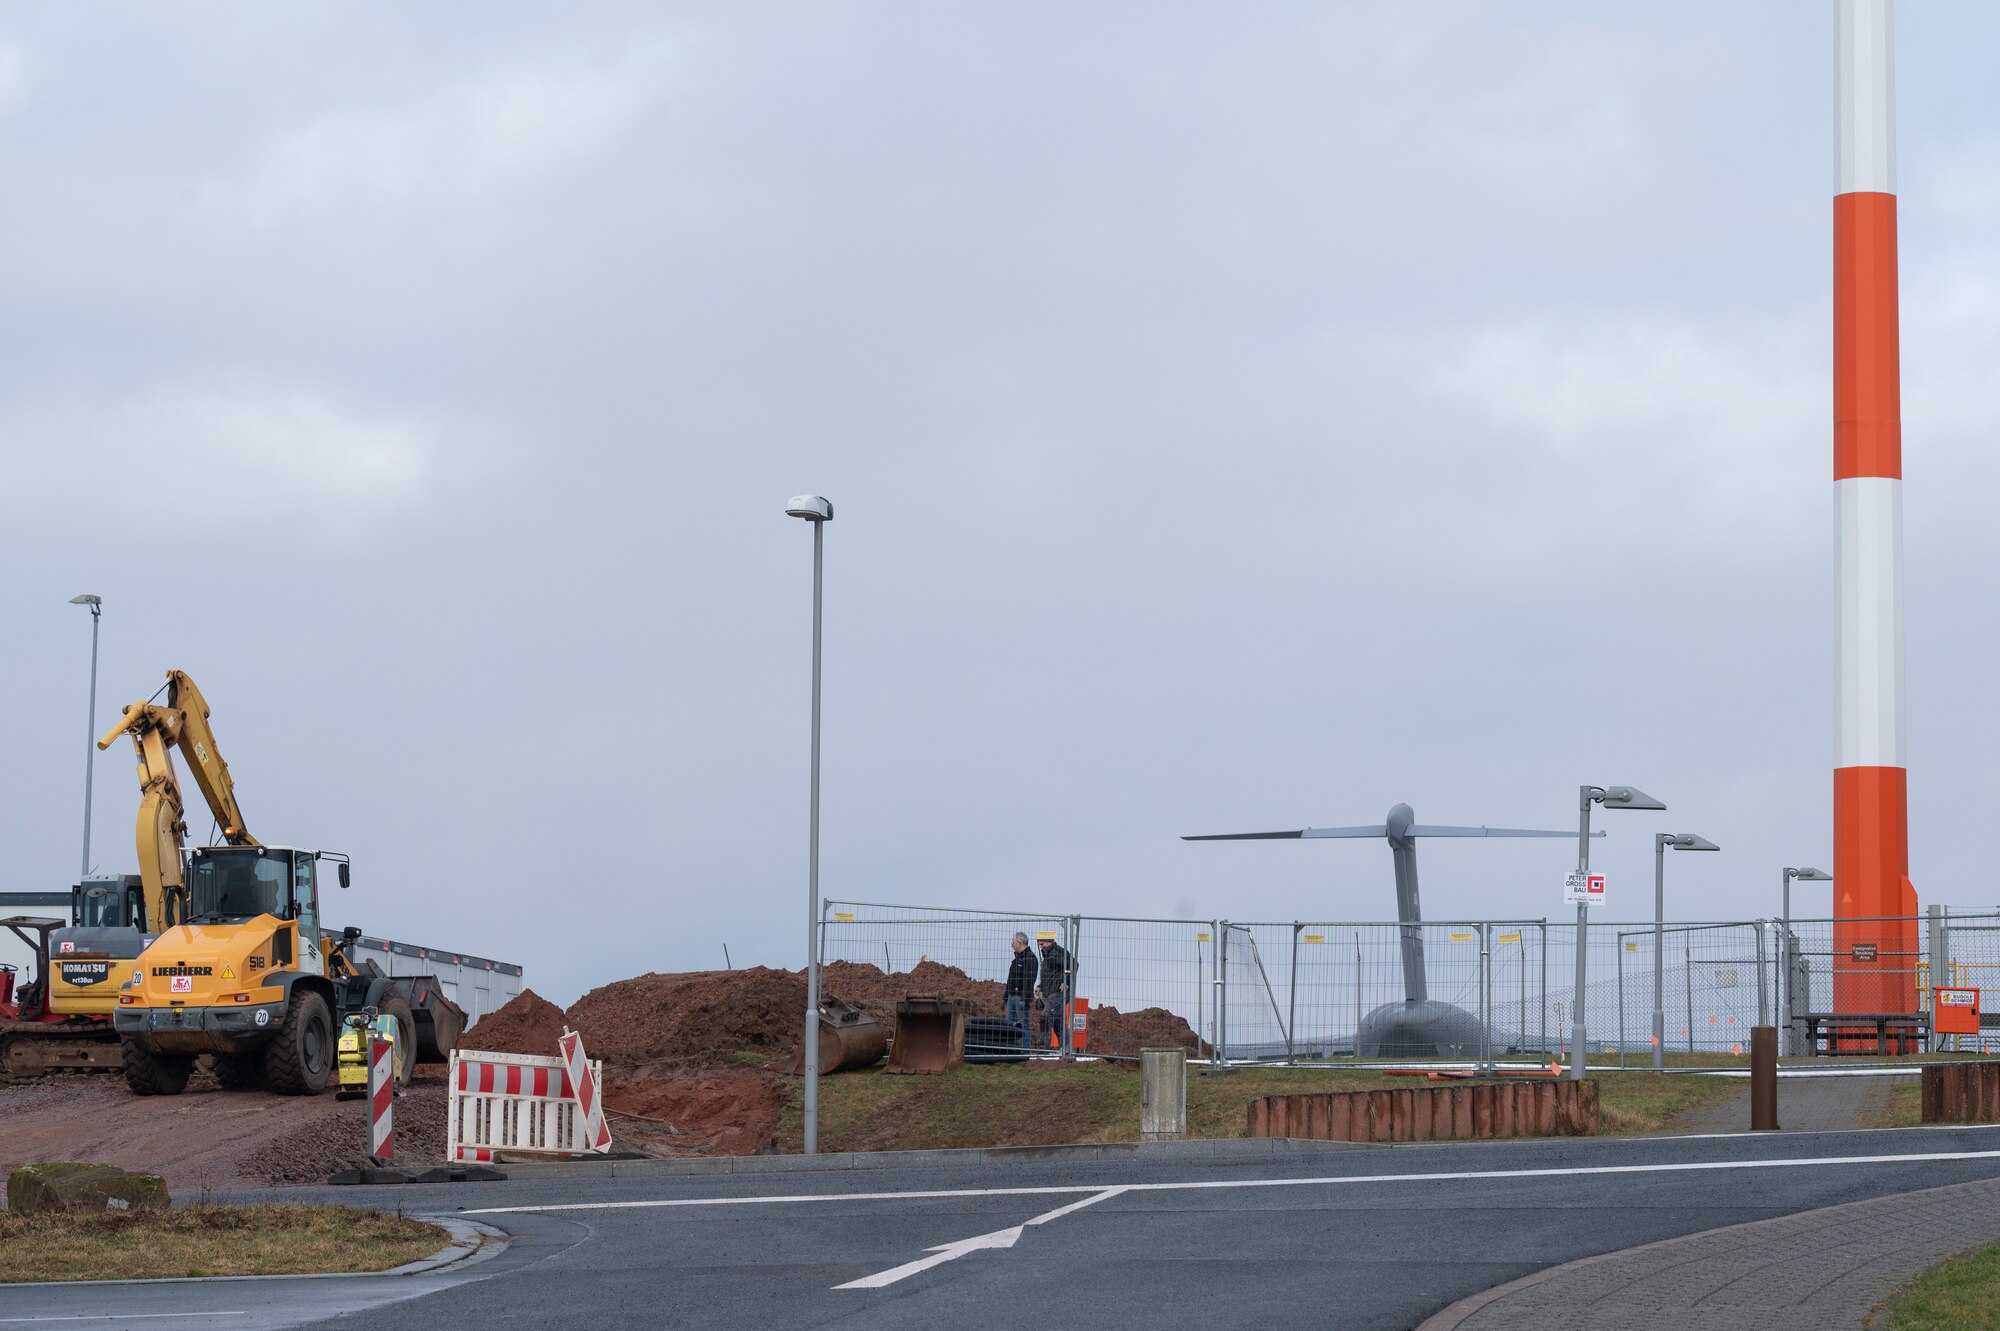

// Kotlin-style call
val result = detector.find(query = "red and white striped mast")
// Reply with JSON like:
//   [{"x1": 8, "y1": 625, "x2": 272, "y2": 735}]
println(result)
[{"x1": 1834, "y1": 0, "x2": 1915, "y2": 1014}]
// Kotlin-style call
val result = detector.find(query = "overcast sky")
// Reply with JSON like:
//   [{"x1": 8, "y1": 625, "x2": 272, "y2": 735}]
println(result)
[{"x1": 4, "y1": 4, "x2": 1998, "y2": 1005}]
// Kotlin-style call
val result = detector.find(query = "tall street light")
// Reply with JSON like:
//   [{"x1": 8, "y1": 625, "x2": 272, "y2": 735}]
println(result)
[
  {"x1": 785, "y1": 495, "x2": 833, "y2": 1155},
  {"x1": 1652, "y1": 833, "x2": 1719, "y2": 1071},
  {"x1": 69, "y1": 594, "x2": 104, "y2": 879},
  {"x1": 1781, "y1": 866, "x2": 1832, "y2": 1056},
  {"x1": 1572, "y1": 785, "x2": 1665, "y2": 1081}
]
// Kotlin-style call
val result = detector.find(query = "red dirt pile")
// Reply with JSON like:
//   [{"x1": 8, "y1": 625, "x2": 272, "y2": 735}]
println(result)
[
  {"x1": 600, "y1": 1068, "x2": 783, "y2": 1156},
  {"x1": 1085, "y1": 1004, "x2": 1206, "y2": 1058},
  {"x1": 460, "y1": 988, "x2": 570, "y2": 1056},
  {"x1": 568, "y1": 967, "x2": 807, "y2": 1064}
]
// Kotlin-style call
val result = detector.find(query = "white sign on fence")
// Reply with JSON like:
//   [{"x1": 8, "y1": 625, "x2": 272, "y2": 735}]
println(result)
[{"x1": 1562, "y1": 872, "x2": 1607, "y2": 906}]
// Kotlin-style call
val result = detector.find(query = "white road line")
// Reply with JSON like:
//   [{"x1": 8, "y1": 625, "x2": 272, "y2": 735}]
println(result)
[
  {"x1": 0, "y1": 1315, "x2": 246, "y2": 1325},
  {"x1": 832, "y1": 1188, "x2": 1128, "y2": 1290},
  {"x1": 463, "y1": 1147, "x2": 2000, "y2": 1217}
]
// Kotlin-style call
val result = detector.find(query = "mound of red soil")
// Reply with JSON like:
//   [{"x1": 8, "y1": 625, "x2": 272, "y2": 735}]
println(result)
[
  {"x1": 1086, "y1": 1004, "x2": 1205, "y2": 1058},
  {"x1": 601, "y1": 1068, "x2": 785, "y2": 1156},
  {"x1": 566, "y1": 960, "x2": 1009, "y2": 1066},
  {"x1": 460, "y1": 988, "x2": 569, "y2": 1057},
  {"x1": 819, "y1": 958, "x2": 1004, "y2": 1027},
  {"x1": 566, "y1": 967, "x2": 807, "y2": 1064}
]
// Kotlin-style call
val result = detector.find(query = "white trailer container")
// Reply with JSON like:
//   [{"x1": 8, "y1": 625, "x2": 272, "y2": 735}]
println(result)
[{"x1": 331, "y1": 928, "x2": 523, "y2": 1025}]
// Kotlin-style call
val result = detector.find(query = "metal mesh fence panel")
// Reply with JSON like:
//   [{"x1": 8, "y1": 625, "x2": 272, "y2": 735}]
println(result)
[
  {"x1": 1071, "y1": 916, "x2": 1213, "y2": 1057},
  {"x1": 1938, "y1": 912, "x2": 2000, "y2": 1054},
  {"x1": 811, "y1": 900, "x2": 1990, "y2": 1066}
]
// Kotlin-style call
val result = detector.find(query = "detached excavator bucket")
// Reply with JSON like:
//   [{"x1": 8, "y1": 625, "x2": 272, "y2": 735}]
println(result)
[
  {"x1": 885, "y1": 994, "x2": 965, "y2": 1075},
  {"x1": 782, "y1": 997, "x2": 888, "y2": 1075}
]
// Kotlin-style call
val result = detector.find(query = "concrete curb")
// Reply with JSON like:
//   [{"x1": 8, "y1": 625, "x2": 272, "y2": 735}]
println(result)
[
  {"x1": 0, "y1": 1217, "x2": 508, "y2": 1289},
  {"x1": 379, "y1": 1217, "x2": 509, "y2": 1276},
  {"x1": 491, "y1": 1135, "x2": 1378, "y2": 1180}
]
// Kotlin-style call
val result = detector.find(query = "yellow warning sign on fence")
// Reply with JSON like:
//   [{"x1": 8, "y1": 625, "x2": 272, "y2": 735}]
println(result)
[
  {"x1": 832, "y1": 912, "x2": 855, "y2": 922},
  {"x1": 1624, "y1": 941, "x2": 1638, "y2": 952},
  {"x1": 1301, "y1": 934, "x2": 1325, "y2": 944},
  {"x1": 1449, "y1": 931, "x2": 1474, "y2": 943},
  {"x1": 1497, "y1": 932, "x2": 1521, "y2": 944},
  {"x1": 1196, "y1": 932, "x2": 1210, "y2": 942}
]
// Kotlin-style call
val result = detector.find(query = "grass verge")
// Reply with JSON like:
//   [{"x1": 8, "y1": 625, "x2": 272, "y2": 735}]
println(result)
[
  {"x1": 1876, "y1": 1082, "x2": 1924, "y2": 1129},
  {"x1": 1871, "y1": 1244, "x2": 2000, "y2": 1330},
  {"x1": 0, "y1": 1204, "x2": 448, "y2": 1283},
  {"x1": 773, "y1": 1060, "x2": 1741, "y2": 1152}
]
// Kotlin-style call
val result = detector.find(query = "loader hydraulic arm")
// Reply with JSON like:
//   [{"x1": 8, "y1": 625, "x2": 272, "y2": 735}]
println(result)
[{"x1": 97, "y1": 670, "x2": 260, "y2": 930}]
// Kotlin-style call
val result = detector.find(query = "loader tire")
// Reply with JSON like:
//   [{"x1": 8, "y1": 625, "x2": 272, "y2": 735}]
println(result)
[
  {"x1": 122, "y1": 1040, "x2": 194, "y2": 1096},
  {"x1": 213, "y1": 1053, "x2": 262, "y2": 1091},
  {"x1": 262, "y1": 990, "x2": 334, "y2": 1096},
  {"x1": 378, "y1": 994, "x2": 417, "y2": 1088}
]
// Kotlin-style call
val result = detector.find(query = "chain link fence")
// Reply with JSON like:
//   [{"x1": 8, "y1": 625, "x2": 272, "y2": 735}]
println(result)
[{"x1": 816, "y1": 900, "x2": 2000, "y2": 1066}]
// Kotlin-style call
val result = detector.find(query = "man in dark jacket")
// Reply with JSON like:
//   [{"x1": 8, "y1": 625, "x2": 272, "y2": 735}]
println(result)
[
  {"x1": 1004, "y1": 932, "x2": 1037, "y2": 1052},
  {"x1": 1037, "y1": 936, "x2": 1073, "y2": 1052}
]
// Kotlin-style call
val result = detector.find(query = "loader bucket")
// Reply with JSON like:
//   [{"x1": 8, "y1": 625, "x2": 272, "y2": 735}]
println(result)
[
  {"x1": 782, "y1": 997, "x2": 888, "y2": 1075},
  {"x1": 885, "y1": 994, "x2": 965, "y2": 1075}
]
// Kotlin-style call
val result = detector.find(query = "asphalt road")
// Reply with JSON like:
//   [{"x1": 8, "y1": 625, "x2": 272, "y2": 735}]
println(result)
[{"x1": 7, "y1": 1125, "x2": 2000, "y2": 1330}]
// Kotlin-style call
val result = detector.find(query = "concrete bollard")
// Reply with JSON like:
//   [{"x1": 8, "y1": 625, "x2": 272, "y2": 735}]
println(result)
[
  {"x1": 1141, "y1": 1046, "x2": 1188, "y2": 1141},
  {"x1": 1751, "y1": 1025, "x2": 1779, "y2": 1131}
]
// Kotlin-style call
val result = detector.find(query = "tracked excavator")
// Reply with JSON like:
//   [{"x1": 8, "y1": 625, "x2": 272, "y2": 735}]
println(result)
[
  {"x1": 0, "y1": 671, "x2": 248, "y2": 1078},
  {"x1": 104, "y1": 675, "x2": 464, "y2": 1096}
]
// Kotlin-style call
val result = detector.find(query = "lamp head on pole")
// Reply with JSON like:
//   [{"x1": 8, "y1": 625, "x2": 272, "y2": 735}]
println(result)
[
  {"x1": 785, "y1": 496, "x2": 834, "y2": 522},
  {"x1": 1659, "y1": 833, "x2": 1720, "y2": 852},
  {"x1": 1786, "y1": 866, "x2": 1832, "y2": 882},
  {"x1": 1595, "y1": 785, "x2": 1666, "y2": 812},
  {"x1": 69, "y1": 593, "x2": 102, "y2": 616}
]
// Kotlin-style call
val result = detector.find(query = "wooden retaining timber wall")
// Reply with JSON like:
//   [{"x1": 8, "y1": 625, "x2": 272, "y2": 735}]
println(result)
[
  {"x1": 1921, "y1": 1062, "x2": 2000, "y2": 1123},
  {"x1": 1246, "y1": 1080, "x2": 1599, "y2": 1142}
]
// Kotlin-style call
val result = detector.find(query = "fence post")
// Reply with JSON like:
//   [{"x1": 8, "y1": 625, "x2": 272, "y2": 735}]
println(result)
[
  {"x1": 1196, "y1": 931, "x2": 1205, "y2": 1062},
  {"x1": 1354, "y1": 931, "x2": 1364, "y2": 1061},
  {"x1": 1928, "y1": 904, "x2": 1947, "y2": 1053},
  {"x1": 1288, "y1": 924, "x2": 1300, "y2": 1063},
  {"x1": 1062, "y1": 914, "x2": 1080, "y2": 1061},
  {"x1": 1755, "y1": 922, "x2": 1770, "y2": 1029},
  {"x1": 1538, "y1": 922, "x2": 1549, "y2": 1056},
  {"x1": 1208, "y1": 919, "x2": 1224, "y2": 1063},
  {"x1": 1616, "y1": 932, "x2": 1627, "y2": 1069},
  {"x1": 1479, "y1": 923, "x2": 1492, "y2": 1073},
  {"x1": 1518, "y1": 933, "x2": 1528, "y2": 1057},
  {"x1": 1684, "y1": 934, "x2": 1695, "y2": 1055}
]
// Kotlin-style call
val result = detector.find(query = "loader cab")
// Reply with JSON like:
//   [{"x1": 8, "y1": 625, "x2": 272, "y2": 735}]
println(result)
[{"x1": 185, "y1": 847, "x2": 346, "y2": 974}]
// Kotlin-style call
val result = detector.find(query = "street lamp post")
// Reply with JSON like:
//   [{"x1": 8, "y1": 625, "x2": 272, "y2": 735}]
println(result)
[
  {"x1": 1572, "y1": 785, "x2": 1666, "y2": 1082},
  {"x1": 785, "y1": 496, "x2": 833, "y2": 1155},
  {"x1": 1652, "y1": 833, "x2": 1720, "y2": 1071},
  {"x1": 69, "y1": 594, "x2": 103, "y2": 878},
  {"x1": 1781, "y1": 867, "x2": 1832, "y2": 1056}
]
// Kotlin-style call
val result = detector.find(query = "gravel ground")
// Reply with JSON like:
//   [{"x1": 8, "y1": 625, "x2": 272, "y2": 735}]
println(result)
[{"x1": 1, "y1": 1064, "x2": 451, "y2": 1193}]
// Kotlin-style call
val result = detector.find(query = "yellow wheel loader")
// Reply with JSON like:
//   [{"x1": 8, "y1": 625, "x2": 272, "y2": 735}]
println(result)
[{"x1": 113, "y1": 846, "x2": 462, "y2": 1096}]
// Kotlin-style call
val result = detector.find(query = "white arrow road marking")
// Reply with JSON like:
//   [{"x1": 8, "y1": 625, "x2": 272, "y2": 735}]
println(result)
[{"x1": 834, "y1": 1188, "x2": 1126, "y2": 1290}]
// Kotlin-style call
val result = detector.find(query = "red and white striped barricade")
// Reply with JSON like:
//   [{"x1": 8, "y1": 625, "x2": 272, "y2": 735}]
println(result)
[
  {"x1": 447, "y1": 1038, "x2": 612, "y2": 1163},
  {"x1": 559, "y1": 1027, "x2": 614, "y2": 1153},
  {"x1": 368, "y1": 1036, "x2": 394, "y2": 1165}
]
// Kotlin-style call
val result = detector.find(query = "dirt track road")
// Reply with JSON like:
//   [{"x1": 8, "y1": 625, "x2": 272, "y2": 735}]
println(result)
[{"x1": 0, "y1": 1066, "x2": 448, "y2": 1190}]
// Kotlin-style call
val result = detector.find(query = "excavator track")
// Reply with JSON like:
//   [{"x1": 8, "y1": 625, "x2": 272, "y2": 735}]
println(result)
[{"x1": 1, "y1": 1020, "x2": 123, "y2": 1083}]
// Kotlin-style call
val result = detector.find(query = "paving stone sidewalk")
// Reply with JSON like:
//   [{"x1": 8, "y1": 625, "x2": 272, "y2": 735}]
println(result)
[{"x1": 1417, "y1": 1176, "x2": 2000, "y2": 1330}]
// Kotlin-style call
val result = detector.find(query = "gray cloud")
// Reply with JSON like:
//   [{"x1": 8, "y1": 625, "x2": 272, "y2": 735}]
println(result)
[{"x1": 5, "y1": 3, "x2": 1999, "y2": 1002}]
